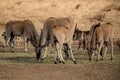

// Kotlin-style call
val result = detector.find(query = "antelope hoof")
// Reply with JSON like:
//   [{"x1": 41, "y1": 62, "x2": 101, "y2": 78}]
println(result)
[
  {"x1": 89, "y1": 58, "x2": 92, "y2": 61},
  {"x1": 11, "y1": 51, "x2": 14, "y2": 53},
  {"x1": 11, "y1": 50, "x2": 14, "y2": 53},
  {"x1": 24, "y1": 51, "x2": 28, "y2": 53},
  {"x1": 59, "y1": 61, "x2": 62, "y2": 63},
  {"x1": 110, "y1": 58, "x2": 113, "y2": 60},
  {"x1": 54, "y1": 61, "x2": 57, "y2": 64},
  {"x1": 73, "y1": 61, "x2": 77, "y2": 64},
  {"x1": 62, "y1": 61, "x2": 65, "y2": 64},
  {"x1": 3, "y1": 46, "x2": 5, "y2": 48}
]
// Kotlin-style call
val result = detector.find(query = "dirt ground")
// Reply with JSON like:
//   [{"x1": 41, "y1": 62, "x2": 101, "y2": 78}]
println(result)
[
  {"x1": 0, "y1": 62, "x2": 120, "y2": 80},
  {"x1": 0, "y1": 45, "x2": 120, "y2": 80}
]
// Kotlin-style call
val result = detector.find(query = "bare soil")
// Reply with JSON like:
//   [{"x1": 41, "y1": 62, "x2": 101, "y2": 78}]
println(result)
[{"x1": 0, "y1": 62, "x2": 120, "y2": 80}]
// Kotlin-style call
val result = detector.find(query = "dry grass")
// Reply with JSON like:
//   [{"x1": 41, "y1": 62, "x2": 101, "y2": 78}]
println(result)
[
  {"x1": 0, "y1": 0, "x2": 120, "y2": 43},
  {"x1": 0, "y1": 45, "x2": 120, "y2": 64},
  {"x1": 0, "y1": 45, "x2": 120, "y2": 80},
  {"x1": 0, "y1": 0, "x2": 120, "y2": 31}
]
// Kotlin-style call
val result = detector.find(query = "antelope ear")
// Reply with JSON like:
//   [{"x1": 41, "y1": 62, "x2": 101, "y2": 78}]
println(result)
[
  {"x1": 53, "y1": 25, "x2": 57, "y2": 28},
  {"x1": 97, "y1": 22, "x2": 100, "y2": 26},
  {"x1": 95, "y1": 22, "x2": 100, "y2": 26}
]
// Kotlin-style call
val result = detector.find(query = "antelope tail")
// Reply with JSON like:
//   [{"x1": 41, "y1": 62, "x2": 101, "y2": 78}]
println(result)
[{"x1": 89, "y1": 22, "x2": 100, "y2": 40}]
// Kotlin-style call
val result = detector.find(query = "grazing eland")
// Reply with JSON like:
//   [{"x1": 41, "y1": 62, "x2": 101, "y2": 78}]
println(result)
[
  {"x1": 35, "y1": 17, "x2": 77, "y2": 64},
  {"x1": 3, "y1": 20, "x2": 39, "y2": 52},
  {"x1": 87, "y1": 22, "x2": 114, "y2": 61}
]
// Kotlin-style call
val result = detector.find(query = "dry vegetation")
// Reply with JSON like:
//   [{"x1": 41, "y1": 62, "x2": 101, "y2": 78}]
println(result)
[
  {"x1": 0, "y1": 0, "x2": 120, "y2": 41},
  {"x1": 0, "y1": 46, "x2": 120, "y2": 80},
  {"x1": 0, "y1": 0, "x2": 120, "y2": 31},
  {"x1": 0, "y1": 0, "x2": 120, "y2": 80}
]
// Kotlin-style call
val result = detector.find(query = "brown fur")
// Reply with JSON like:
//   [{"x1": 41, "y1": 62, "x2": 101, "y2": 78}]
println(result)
[
  {"x1": 36, "y1": 17, "x2": 76, "y2": 63},
  {"x1": 88, "y1": 23, "x2": 114, "y2": 61},
  {"x1": 4, "y1": 20, "x2": 38, "y2": 52},
  {"x1": 116, "y1": 40, "x2": 120, "y2": 48},
  {"x1": 73, "y1": 28, "x2": 90, "y2": 50},
  {"x1": 39, "y1": 17, "x2": 75, "y2": 47},
  {"x1": 113, "y1": 40, "x2": 120, "y2": 48},
  {"x1": 50, "y1": 26, "x2": 76, "y2": 64}
]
